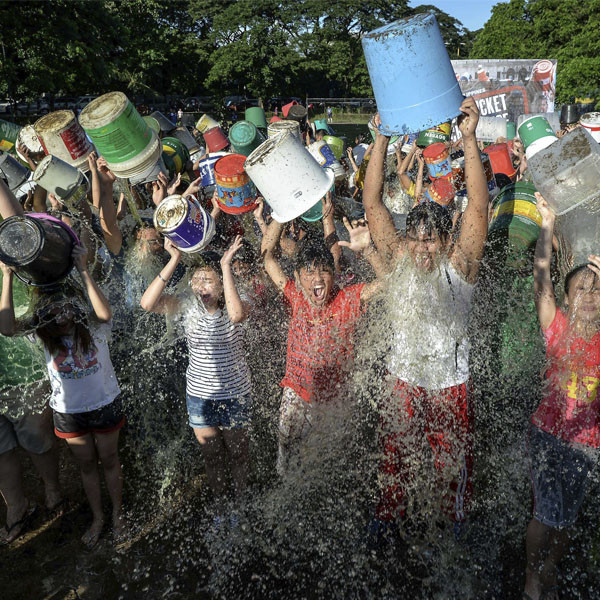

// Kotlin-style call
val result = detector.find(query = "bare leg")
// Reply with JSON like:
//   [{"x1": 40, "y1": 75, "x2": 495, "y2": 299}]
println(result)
[
  {"x1": 193, "y1": 427, "x2": 228, "y2": 497},
  {"x1": 93, "y1": 430, "x2": 123, "y2": 537},
  {"x1": 222, "y1": 428, "x2": 250, "y2": 497},
  {"x1": 0, "y1": 449, "x2": 29, "y2": 539},
  {"x1": 65, "y1": 435, "x2": 104, "y2": 547}
]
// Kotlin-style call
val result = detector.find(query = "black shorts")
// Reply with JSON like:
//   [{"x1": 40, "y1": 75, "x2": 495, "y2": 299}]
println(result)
[{"x1": 53, "y1": 397, "x2": 125, "y2": 439}]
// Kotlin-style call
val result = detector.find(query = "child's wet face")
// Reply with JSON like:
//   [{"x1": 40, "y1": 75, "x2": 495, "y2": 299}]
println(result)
[
  {"x1": 567, "y1": 270, "x2": 600, "y2": 321},
  {"x1": 191, "y1": 267, "x2": 223, "y2": 308},
  {"x1": 406, "y1": 223, "x2": 446, "y2": 272},
  {"x1": 136, "y1": 227, "x2": 164, "y2": 257},
  {"x1": 297, "y1": 263, "x2": 334, "y2": 308}
]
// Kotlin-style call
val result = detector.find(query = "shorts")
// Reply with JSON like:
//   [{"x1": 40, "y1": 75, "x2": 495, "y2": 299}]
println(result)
[
  {"x1": 186, "y1": 393, "x2": 251, "y2": 429},
  {"x1": 53, "y1": 397, "x2": 126, "y2": 439},
  {"x1": 528, "y1": 424, "x2": 597, "y2": 528},
  {"x1": 0, "y1": 409, "x2": 55, "y2": 455}
]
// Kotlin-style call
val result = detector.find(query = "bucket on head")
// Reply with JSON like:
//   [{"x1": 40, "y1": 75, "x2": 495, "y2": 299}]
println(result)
[
  {"x1": 213, "y1": 153, "x2": 257, "y2": 215},
  {"x1": 196, "y1": 114, "x2": 219, "y2": 134},
  {"x1": 483, "y1": 143, "x2": 516, "y2": 180},
  {"x1": 287, "y1": 105, "x2": 307, "y2": 128},
  {"x1": 245, "y1": 130, "x2": 335, "y2": 223},
  {"x1": 195, "y1": 151, "x2": 228, "y2": 188},
  {"x1": 245, "y1": 107, "x2": 268, "y2": 131},
  {"x1": 560, "y1": 104, "x2": 579, "y2": 126},
  {"x1": 517, "y1": 115, "x2": 558, "y2": 159},
  {"x1": 203, "y1": 127, "x2": 229, "y2": 153},
  {"x1": 579, "y1": 112, "x2": 600, "y2": 143},
  {"x1": 282, "y1": 101, "x2": 298, "y2": 118},
  {"x1": 322, "y1": 135, "x2": 344, "y2": 160},
  {"x1": 307, "y1": 141, "x2": 346, "y2": 181},
  {"x1": 267, "y1": 120, "x2": 301, "y2": 141},
  {"x1": 362, "y1": 13, "x2": 463, "y2": 135},
  {"x1": 162, "y1": 137, "x2": 190, "y2": 176},
  {"x1": 143, "y1": 116, "x2": 161, "y2": 135},
  {"x1": 424, "y1": 175, "x2": 454, "y2": 206},
  {"x1": 0, "y1": 119, "x2": 22, "y2": 153},
  {"x1": 475, "y1": 116, "x2": 508, "y2": 143},
  {"x1": 422, "y1": 142, "x2": 451, "y2": 179},
  {"x1": 313, "y1": 119, "x2": 333, "y2": 135},
  {"x1": 150, "y1": 111, "x2": 176, "y2": 133},
  {"x1": 79, "y1": 92, "x2": 161, "y2": 178},
  {"x1": 32, "y1": 154, "x2": 87, "y2": 201},
  {"x1": 228, "y1": 121, "x2": 265, "y2": 157},
  {"x1": 556, "y1": 203, "x2": 600, "y2": 270},
  {"x1": 172, "y1": 126, "x2": 201, "y2": 155},
  {"x1": 0, "y1": 214, "x2": 79, "y2": 287},
  {"x1": 153, "y1": 194, "x2": 214, "y2": 253},
  {"x1": 416, "y1": 121, "x2": 451, "y2": 147},
  {"x1": 506, "y1": 122, "x2": 516, "y2": 141},
  {"x1": 0, "y1": 151, "x2": 30, "y2": 191}
]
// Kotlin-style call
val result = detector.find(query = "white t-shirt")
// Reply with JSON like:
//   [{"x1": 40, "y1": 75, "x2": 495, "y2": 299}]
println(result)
[
  {"x1": 386, "y1": 260, "x2": 474, "y2": 390},
  {"x1": 42, "y1": 322, "x2": 120, "y2": 414}
]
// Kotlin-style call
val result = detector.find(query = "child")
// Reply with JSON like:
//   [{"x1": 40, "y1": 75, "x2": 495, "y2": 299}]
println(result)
[
  {"x1": 261, "y1": 212, "x2": 386, "y2": 474},
  {"x1": 140, "y1": 236, "x2": 252, "y2": 504},
  {"x1": 0, "y1": 244, "x2": 124, "y2": 549},
  {"x1": 523, "y1": 193, "x2": 600, "y2": 600}
]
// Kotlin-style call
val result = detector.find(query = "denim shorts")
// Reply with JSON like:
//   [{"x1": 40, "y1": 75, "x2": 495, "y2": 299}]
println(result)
[
  {"x1": 186, "y1": 393, "x2": 251, "y2": 429},
  {"x1": 527, "y1": 425, "x2": 597, "y2": 528}
]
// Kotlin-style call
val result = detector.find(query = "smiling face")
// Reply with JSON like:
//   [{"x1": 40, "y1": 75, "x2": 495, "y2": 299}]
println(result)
[
  {"x1": 406, "y1": 222, "x2": 447, "y2": 272},
  {"x1": 296, "y1": 262, "x2": 334, "y2": 309},
  {"x1": 190, "y1": 267, "x2": 223, "y2": 309},
  {"x1": 567, "y1": 269, "x2": 600, "y2": 323}
]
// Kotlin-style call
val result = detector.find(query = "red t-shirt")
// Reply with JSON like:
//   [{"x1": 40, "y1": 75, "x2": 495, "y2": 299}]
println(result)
[
  {"x1": 280, "y1": 280, "x2": 365, "y2": 403},
  {"x1": 532, "y1": 309, "x2": 600, "y2": 447}
]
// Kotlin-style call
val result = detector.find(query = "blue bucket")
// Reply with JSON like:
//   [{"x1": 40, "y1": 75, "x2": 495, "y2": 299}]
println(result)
[
  {"x1": 362, "y1": 13, "x2": 463, "y2": 135},
  {"x1": 196, "y1": 151, "x2": 228, "y2": 187}
]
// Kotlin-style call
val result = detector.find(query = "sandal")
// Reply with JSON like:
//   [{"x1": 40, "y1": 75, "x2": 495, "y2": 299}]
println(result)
[
  {"x1": 1, "y1": 504, "x2": 39, "y2": 544},
  {"x1": 46, "y1": 498, "x2": 70, "y2": 519}
]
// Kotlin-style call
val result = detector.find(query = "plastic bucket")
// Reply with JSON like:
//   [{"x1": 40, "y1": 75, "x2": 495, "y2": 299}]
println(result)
[
  {"x1": 34, "y1": 110, "x2": 94, "y2": 172},
  {"x1": 483, "y1": 143, "x2": 516, "y2": 180},
  {"x1": 245, "y1": 130, "x2": 335, "y2": 223},
  {"x1": 313, "y1": 119, "x2": 333, "y2": 135},
  {"x1": 506, "y1": 122, "x2": 516, "y2": 141},
  {"x1": 0, "y1": 119, "x2": 22, "y2": 153},
  {"x1": 0, "y1": 151, "x2": 30, "y2": 191},
  {"x1": 0, "y1": 213, "x2": 79, "y2": 287},
  {"x1": 301, "y1": 199, "x2": 324, "y2": 222},
  {"x1": 556, "y1": 201, "x2": 600, "y2": 269},
  {"x1": 79, "y1": 92, "x2": 161, "y2": 178},
  {"x1": 196, "y1": 114, "x2": 219, "y2": 134},
  {"x1": 162, "y1": 137, "x2": 190, "y2": 175},
  {"x1": 16, "y1": 125, "x2": 44, "y2": 162},
  {"x1": 282, "y1": 101, "x2": 298, "y2": 118},
  {"x1": 228, "y1": 121, "x2": 265, "y2": 157},
  {"x1": 416, "y1": 121, "x2": 451, "y2": 147},
  {"x1": 307, "y1": 141, "x2": 346, "y2": 181},
  {"x1": 150, "y1": 111, "x2": 176, "y2": 133},
  {"x1": 153, "y1": 194, "x2": 214, "y2": 253},
  {"x1": 143, "y1": 116, "x2": 161, "y2": 134},
  {"x1": 475, "y1": 116, "x2": 508, "y2": 143},
  {"x1": 322, "y1": 135, "x2": 344, "y2": 160},
  {"x1": 245, "y1": 107, "x2": 268, "y2": 131},
  {"x1": 203, "y1": 127, "x2": 229, "y2": 153},
  {"x1": 517, "y1": 115, "x2": 558, "y2": 159},
  {"x1": 196, "y1": 151, "x2": 228, "y2": 188},
  {"x1": 172, "y1": 126, "x2": 201, "y2": 154},
  {"x1": 213, "y1": 154, "x2": 257, "y2": 215},
  {"x1": 517, "y1": 112, "x2": 560, "y2": 135},
  {"x1": 129, "y1": 156, "x2": 168, "y2": 186},
  {"x1": 424, "y1": 175, "x2": 454, "y2": 206},
  {"x1": 580, "y1": 112, "x2": 600, "y2": 143},
  {"x1": 362, "y1": 13, "x2": 463, "y2": 135},
  {"x1": 267, "y1": 120, "x2": 301, "y2": 141},
  {"x1": 422, "y1": 142, "x2": 451, "y2": 179},
  {"x1": 32, "y1": 154, "x2": 87, "y2": 201}
]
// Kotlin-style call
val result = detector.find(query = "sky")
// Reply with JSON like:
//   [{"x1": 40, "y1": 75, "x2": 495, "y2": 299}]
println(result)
[{"x1": 410, "y1": 0, "x2": 498, "y2": 31}]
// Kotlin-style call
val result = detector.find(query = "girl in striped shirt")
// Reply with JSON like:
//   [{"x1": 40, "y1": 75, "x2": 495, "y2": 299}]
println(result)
[{"x1": 140, "y1": 236, "x2": 251, "y2": 501}]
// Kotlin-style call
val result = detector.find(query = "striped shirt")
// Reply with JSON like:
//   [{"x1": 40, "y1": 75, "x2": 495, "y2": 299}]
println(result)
[{"x1": 180, "y1": 295, "x2": 251, "y2": 400}]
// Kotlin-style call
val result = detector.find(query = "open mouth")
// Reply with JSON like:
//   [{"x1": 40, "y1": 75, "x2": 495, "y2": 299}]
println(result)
[{"x1": 312, "y1": 285, "x2": 326, "y2": 302}]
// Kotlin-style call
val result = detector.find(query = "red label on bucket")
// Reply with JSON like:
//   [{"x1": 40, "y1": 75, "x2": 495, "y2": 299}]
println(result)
[{"x1": 60, "y1": 122, "x2": 90, "y2": 160}]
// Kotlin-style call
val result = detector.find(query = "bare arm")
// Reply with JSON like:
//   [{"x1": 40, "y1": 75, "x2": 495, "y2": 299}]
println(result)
[
  {"x1": 261, "y1": 217, "x2": 287, "y2": 292},
  {"x1": 73, "y1": 244, "x2": 112, "y2": 322},
  {"x1": 0, "y1": 265, "x2": 16, "y2": 336},
  {"x1": 533, "y1": 193, "x2": 557, "y2": 329},
  {"x1": 139, "y1": 240, "x2": 182, "y2": 314},
  {"x1": 0, "y1": 178, "x2": 24, "y2": 218},
  {"x1": 32, "y1": 185, "x2": 47, "y2": 213},
  {"x1": 397, "y1": 142, "x2": 417, "y2": 191},
  {"x1": 221, "y1": 235, "x2": 250, "y2": 323},
  {"x1": 252, "y1": 197, "x2": 268, "y2": 237},
  {"x1": 413, "y1": 152, "x2": 425, "y2": 201},
  {"x1": 321, "y1": 192, "x2": 341, "y2": 273}
]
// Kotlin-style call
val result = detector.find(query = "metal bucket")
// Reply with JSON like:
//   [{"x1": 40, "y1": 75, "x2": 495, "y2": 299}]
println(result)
[
  {"x1": 0, "y1": 151, "x2": 30, "y2": 191},
  {"x1": 228, "y1": 121, "x2": 265, "y2": 157},
  {"x1": 16, "y1": 125, "x2": 44, "y2": 162},
  {"x1": 424, "y1": 175, "x2": 454, "y2": 206},
  {"x1": 213, "y1": 154, "x2": 257, "y2": 215},
  {"x1": 362, "y1": 13, "x2": 463, "y2": 135},
  {"x1": 416, "y1": 121, "x2": 451, "y2": 147},
  {"x1": 150, "y1": 111, "x2": 176, "y2": 134},
  {"x1": 267, "y1": 120, "x2": 301, "y2": 141},
  {"x1": 172, "y1": 126, "x2": 201, "y2": 154},
  {"x1": 0, "y1": 119, "x2": 22, "y2": 153},
  {"x1": 422, "y1": 142, "x2": 451, "y2": 179},
  {"x1": 32, "y1": 155, "x2": 87, "y2": 201}
]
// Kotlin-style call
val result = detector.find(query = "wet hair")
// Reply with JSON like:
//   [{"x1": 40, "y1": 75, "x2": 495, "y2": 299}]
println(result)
[
  {"x1": 565, "y1": 264, "x2": 597, "y2": 295},
  {"x1": 294, "y1": 235, "x2": 335, "y2": 274},
  {"x1": 406, "y1": 202, "x2": 452, "y2": 240},
  {"x1": 192, "y1": 250, "x2": 223, "y2": 279}
]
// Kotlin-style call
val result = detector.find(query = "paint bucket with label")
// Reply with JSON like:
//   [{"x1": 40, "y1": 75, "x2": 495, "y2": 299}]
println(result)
[
  {"x1": 0, "y1": 119, "x2": 22, "y2": 153},
  {"x1": 475, "y1": 116, "x2": 508, "y2": 143},
  {"x1": 416, "y1": 121, "x2": 451, "y2": 147},
  {"x1": 483, "y1": 143, "x2": 516, "y2": 180},
  {"x1": 34, "y1": 110, "x2": 94, "y2": 172},
  {"x1": 196, "y1": 151, "x2": 229, "y2": 188},
  {"x1": 579, "y1": 112, "x2": 600, "y2": 143},
  {"x1": 245, "y1": 107, "x2": 268, "y2": 131},
  {"x1": 531, "y1": 60, "x2": 554, "y2": 92},
  {"x1": 79, "y1": 92, "x2": 161, "y2": 179},
  {"x1": 267, "y1": 120, "x2": 301, "y2": 141},
  {"x1": 228, "y1": 121, "x2": 265, "y2": 157},
  {"x1": 0, "y1": 151, "x2": 30, "y2": 191},
  {"x1": 362, "y1": 13, "x2": 463, "y2": 135},
  {"x1": 153, "y1": 194, "x2": 214, "y2": 253},
  {"x1": 322, "y1": 135, "x2": 344, "y2": 160},
  {"x1": 213, "y1": 154, "x2": 257, "y2": 215},
  {"x1": 203, "y1": 127, "x2": 230, "y2": 153},
  {"x1": 307, "y1": 141, "x2": 346, "y2": 181},
  {"x1": 196, "y1": 114, "x2": 220, "y2": 134},
  {"x1": 150, "y1": 111, "x2": 176, "y2": 133},
  {"x1": 172, "y1": 126, "x2": 201, "y2": 155},
  {"x1": 517, "y1": 115, "x2": 558, "y2": 159},
  {"x1": 162, "y1": 137, "x2": 190, "y2": 176},
  {"x1": 32, "y1": 155, "x2": 88, "y2": 202},
  {"x1": 422, "y1": 142, "x2": 451, "y2": 179},
  {"x1": 245, "y1": 131, "x2": 335, "y2": 223},
  {"x1": 517, "y1": 112, "x2": 560, "y2": 136},
  {"x1": 0, "y1": 213, "x2": 79, "y2": 287},
  {"x1": 424, "y1": 175, "x2": 455, "y2": 206}
]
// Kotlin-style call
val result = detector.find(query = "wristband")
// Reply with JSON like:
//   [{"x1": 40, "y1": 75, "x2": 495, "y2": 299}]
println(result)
[{"x1": 157, "y1": 273, "x2": 169, "y2": 283}]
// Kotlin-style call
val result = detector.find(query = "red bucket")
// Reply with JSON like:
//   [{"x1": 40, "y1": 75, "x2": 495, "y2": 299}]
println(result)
[
  {"x1": 425, "y1": 174, "x2": 455, "y2": 206},
  {"x1": 203, "y1": 127, "x2": 230, "y2": 153},
  {"x1": 213, "y1": 154, "x2": 257, "y2": 215},
  {"x1": 422, "y1": 142, "x2": 451, "y2": 179},
  {"x1": 282, "y1": 101, "x2": 298, "y2": 118},
  {"x1": 484, "y1": 143, "x2": 516, "y2": 180}
]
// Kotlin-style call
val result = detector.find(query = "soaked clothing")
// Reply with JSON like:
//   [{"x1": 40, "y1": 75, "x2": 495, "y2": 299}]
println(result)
[
  {"x1": 532, "y1": 309, "x2": 600, "y2": 447},
  {"x1": 280, "y1": 280, "x2": 365, "y2": 403},
  {"x1": 186, "y1": 392, "x2": 251, "y2": 429},
  {"x1": 53, "y1": 395, "x2": 125, "y2": 439}
]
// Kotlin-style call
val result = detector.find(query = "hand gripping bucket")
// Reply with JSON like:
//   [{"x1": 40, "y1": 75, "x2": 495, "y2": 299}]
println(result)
[
  {"x1": 153, "y1": 194, "x2": 215, "y2": 253},
  {"x1": 307, "y1": 141, "x2": 346, "y2": 181},
  {"x1": 32, "y1": 155, "x2": 88, "y2": 202},
  {"x1": 245, "y1": 107, "x2": 268, "y2": 131},
  {"x1": 34, "y1": 110, "x2": 94, "y2": 172},
  {"x1": 79, "y1": 92, "x2": 161, "y2": 179},
  {"x1": 416, "y1": 122, "x2": 451, "y2": 148},
  {"x1": 16, "y1": 125, "x2": 44, "y2": 162},
  {"x1": 196, "y1": 114, "x2": 220, "y2": 134},
  {"x1": 0, "y1": 151, "x2": 30, "y2": 191},
  {"x1": 0, "y1": 119, "x2": 22, "y2": 153},
  {"x1": 267, "y1": 120, "x2": 301, "y2": 142},
  {"x1": 483, "y1": 143, "x2": 516, "y2": 180},
  {"x1": 203, "y1": 127, "x2": 230, "y2": 153},
  {"x1": 213, "y1": 153, "x2": 257, "y2": 215},
  {"x1": 196, "y1": 151, "x2": 228, "y2": 188},
  {"x1": 228, "y1": 121, "x2": 265, "y2": 157},
  {"x1": 422, "y1": 142, "x2": 451, "y2": 179},
  {"x1": 0, "y1": 213, "x2": 79, "y2": 287},
  {"x1": 580, "y1": 112, "x2": 600, "y2": 143},
  {"x1": 150, "y1": 111, "x2": 176, "y2": 134},
  {"x1": 362, "y1": 13, "x2": 463, "y2": 135},
  {"x1": 475, "y1": 116, "x2": 508, "y2": 143},
  {"x1": 517, "y1": 115, "x2": 558, "y2": 160},
  {"x1": 322, "y1": 136, "x2": 344, "y2": 160},
  {"x1": 556, "y1": 201, "x2": 600, "y2": 269},
  {"x1": 244, "y1": 130, "x2": 335, "y2": 223}
]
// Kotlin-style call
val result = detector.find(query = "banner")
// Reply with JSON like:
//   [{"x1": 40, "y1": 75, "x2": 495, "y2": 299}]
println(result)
[{"x1": 451, "y1": 59, "x2": 558, "y2": 121}]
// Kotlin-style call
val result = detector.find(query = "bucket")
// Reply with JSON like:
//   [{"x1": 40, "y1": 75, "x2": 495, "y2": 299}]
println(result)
[
  {"x1": 307, "y1": 141, "x2": 346, "y2": 181},
  {"x1": 556, "y1": 200, "x2": 600, "y2": 269},
  {"x1": 483, "y1": 143, "x2": 516, "y2": 180},
  {"x1": 450, "y1": 152, "x2": 497, "y2": 197},
  {"x1": 16, "y1": 125, "x2": 44, "y2": 163},
  {"x1": 506, "y1": 122, "x2": 516, "y2": 141},
  {"x1": 162, "y1": 137, "x2": 190, "y2": 176},
  {"x1": 0, "y1": 151, "x2": 30, "y2": 191},
  {"x1": 203, "y1": 127, "x2": 229, "y2": 153},
  {"x1": 267, "y1": 120, "x2": 301, "y2": 141},
  {"x1": 517, "y1": 115, "x2": 558, "y2": 159},
  {"x1": 517, "y1": 112, "x2": 561, "y2": 136},
  {"x1": 300, "y1": 199, "x2": 324, "y2": 222},
  {"x1": 150, "y1": 111, "x2": 176, "y2": 133},
  {"x1": 195, "y1": 151, "x2": 228, "y2": 188},
  {"x1": 282, "y1": 101, "x2": 298, "y2": 118},
  {"x1": 0, "y1": 119, "x2": 22, "y2": 153},
  {"x1": 153, "y1": 194, "x2": 214, "y2": 252},
  {"x1": 172, "y1": 126, "x2": 201, "y2": 154},
  {"x1": 143, "y1": 116, "x2": 161, "y2": 134},
  {"x1": 322, "y1": 135, "x2": 344, "y2": 160},
  {"x1": 32, "y1": 155, "x2": 87, "y2": 201},
  {"x1": 34, "y1": 110, "x2": 94, "y2": 172},
  {"x1": 129, "y1": 156, "x2": 168, "y2": 186},
  {"x1": 213, "y1": 154, "x2": 257, "y2": 215},
  {"x1": 0, "y1": 214, "x2": 79, "y2": 287},
  {"x1": 532, "y1": 60, "x2": 554, "y2": 92},
  {"x1": 228, "y1": 121, "x2": 265, "y2": 157},
  {"x1": 287, "y1": 105, "x2": 307, "y2": 127},
  {"x1": 579, "y1": 112, "x2": 600, "y2": 143},
  {"x1": 560, "y1": 104, "x2": 579, "y2": 126},
  {"x1": 196, "y1": 114, "x2": 220, "y2": 134},
  {"x1": 245, "y1": 107, "x2": 268, "y2": 131},
  {"x1": 424, "y1": 175, "x2": 455, "y2": 206},
  {"x1": 416, "y1": 121, "x2": 451, "y2": 147},
  {"x1": 245, "y1": 131, "x2": 335, "y2": 223},
  {"x1": 475, "y1": 116, "x2": 508, "y2": 143},
  {"x1": 79, "y1": 92, "x2": 161, "y2": 178},
  {"x1": 422, "y1": 142, "x2": 451, "y2": 179},
  {"x1": 313, "y1": 119, "x2": 333, "y2": 135},
  {"x1": 362, "y1": 13, "x2": 463, "y2": 135}
]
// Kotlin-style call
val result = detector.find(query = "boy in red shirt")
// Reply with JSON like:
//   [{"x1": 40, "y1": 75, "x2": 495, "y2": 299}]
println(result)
[{"x1": 261, "y1": 213, "x2": 386, "y2": 474}]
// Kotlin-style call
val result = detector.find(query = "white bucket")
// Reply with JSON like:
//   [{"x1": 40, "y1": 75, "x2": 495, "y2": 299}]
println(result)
[
  {"x1": 267, "y1": 120, "x2": 301, "y2": 141},
  {"x1": 525, "y1": 136, "x2": 558, "y2": 160},
  {"x1": 475, "y1": 116, "x2": 508, "y2": 142},
  {"x1": 34, "y1": 110, "x2": 94, "y2": 172},
  {"x1": 129, "y1": 156, "x2": 168, "y2": 186},
  {"x1": 580, "y1": 112, "x2": 600, "y2": 143},
  {"x1": 245, "y1": 131, "x2": 335, "y2": 223},
  {"x1": 196, "y1": 114, "x2": 220, "y2": 133},
  {"x1": 307, "y1": 141, "x2": 346, "y2": 181},
  {"x1": 16, "y1": 125, "x2": 44, "y2": 162},
  {"x1": 33, "y1": 154, "x2": 87, "y2": 201},
  {"x1": 517, "y1": 112, "x2": 561, "y2": 136}
]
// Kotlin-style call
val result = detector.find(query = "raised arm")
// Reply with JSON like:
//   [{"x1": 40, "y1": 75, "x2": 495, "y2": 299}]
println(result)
[
  {"x1": 450, "y1": 97, "x2": 489, "y2": 283},
  {"x1": 533, "y1": 193, "x2": 557, "y2": 329},
  {"x1": 397, "y1": 142, "x2": 417, "y2": 192},
  {"x1": 321, "y1": 192, "x2": 341, "y2": 273},
  {"x1": 260, "y1": 216, "x2": 287, "y2": 292},
  {"x1": 139, "y1": 239, "x2": 182, "y2": 314},
  {"x1": 220, "y1": 235, "x2": 250, "y2": 323},
  {"x1": 73, "y1": 244, "x2": 112, "y2": 323},
  {"x1": 0, "y1": 178, "x2": 24, "y2": 218},
  {"x1": 0, "y1": 263, "x2": 16, "y2": 336}
]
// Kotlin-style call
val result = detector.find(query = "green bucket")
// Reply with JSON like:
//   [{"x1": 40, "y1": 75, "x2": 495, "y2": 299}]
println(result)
[
  {"x1": 244, "y1": 107, "x2": 268, "y2": 131},
  {"x1": 0, "y1": 119, "x2": 22, "y2": 153},
  {"x1": 323, "y1": 135, "x2": 344, "y2": 160},
  {"x1": 301, "y1": 200, "x2": 323, "y2": 222},
  {"x1": 517, "y1": 116, "x2": 556, "y2": 150},
  {"x1": 143, "y1": 116, "x2": 161, "y2": 135},
  {"x1": 313, "y1": 119, "x2": 330, "y2": 134},
  {"x1": 228, "y1": 121, "x2": 265, "y2": 157},
  {"x1": 417, "y1": 121, "x2": 451, "y2": 147},
  {"x1": 506, "y1": 121, "x2": 516, "y2": 141},
  {"x1": 162, "y1": 137, "x2": 190, "y2": 176}
]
